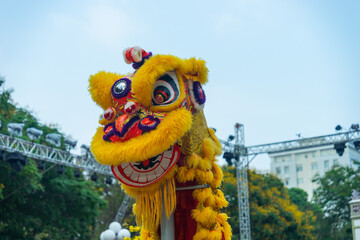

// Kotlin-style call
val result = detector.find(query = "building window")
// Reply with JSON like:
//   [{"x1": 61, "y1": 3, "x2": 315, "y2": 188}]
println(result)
[
  {"x1": 296, "y1": 165, "x2": 303, "y2": 172},
  {"x1": 284, "y1": 166, "x2": 290, "y2": 174},
  {"x1": 297, "y1": 178, "x2": 304, "y2": 185},
  {"x1": 311, "y1": 162, "x2": 318, "y2": 170},
  {"x1": 276, "y1": 167, "x2": 281, "y2": 174},
  {"x1": 333, "y1": 159, "x2": 338, "y2": 166},
  {"x1": 304, "y1": 154, "x2": 308, "y2": 158},
  {"x1": 324, "y1": 160, "x2": 330, "y2": 170},
  {"x1": 320, "y1": 149, "x2": 332, "y2": 156},
  {"x1": 312, "y1": 152, "x2": 316, "y2": 157},
  {"x1": 285, "y1": 178, "x2": 290, "y2": 186}
]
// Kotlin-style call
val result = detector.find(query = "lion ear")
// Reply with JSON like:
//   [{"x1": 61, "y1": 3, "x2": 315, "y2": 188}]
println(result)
[
  {"x1": 180, "y1": 58, "x2": 208, "y2": 110},
  {"x1": 188, "y1": 79, "x2": 206, "y2": 110},
  {"x1": 181, "y1": 58, "x2": 208, "y2": 84},
  {"x1": 88, "y1": 71, "x2": 124, "y2": 110}
]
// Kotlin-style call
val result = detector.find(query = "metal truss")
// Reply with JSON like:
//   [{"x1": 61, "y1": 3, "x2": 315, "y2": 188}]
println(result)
[
  {"x1": 0, "y1": 133, "x2": 112, "y2": 176},
  {"x1": 246, "y1": 130, "x2": 360, "y2": 155},
  {"x1": 0, "y1": 133, "x2": 136, "y2": 224},
  {"x1": 234, "y1": 124, "x2": 251, "y2": 240},
  {"x1": 220, "y1": 127, "x2": 360, "y2": 240},
  {"x1": 114, "y1": 195, "x2": 132, "y2": 223},
  {"x1": 222, "y1": 130, "x2": 360, "y2": 157}
]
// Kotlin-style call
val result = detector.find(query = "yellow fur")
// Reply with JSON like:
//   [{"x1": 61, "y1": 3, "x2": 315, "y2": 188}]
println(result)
[
  {"x1": 193, "y1": 229, "x2": 210, "y2": 240},
  {"x1": 208, "y1": 128, "x2": 222, "y2": 155},
  {"x1": 132, "y1": 55, "x2": 184, "y2": 107},
  {"x1": 192, "y1": 206, "x2": 218, "y2": 228},
  {"x1": 91, "y1": 108, "x2": 192, "y2": 165},
  {"x1": 88, "y1": 71, "x2": 124, "y2": 110},
  {"x1": 176, "y1": 166, "x2": 196, "y2": 183},
  {"x1": 210, "y1": 163, "x2": 224, "y2": 188},
  {"x1": 181, "y1": 58, "x2": 208, "y2": 84},
  {"x1": 214, "y1": 189, "x2": 229, "y2": 208}
]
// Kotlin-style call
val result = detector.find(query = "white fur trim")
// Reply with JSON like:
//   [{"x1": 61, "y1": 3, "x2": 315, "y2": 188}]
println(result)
[
  {"x1": 132, "y1": 46, "x2": 143, "y2": 62},
  {"x1": 123, "y1": 48, "x2": 132, "y2": 64}
]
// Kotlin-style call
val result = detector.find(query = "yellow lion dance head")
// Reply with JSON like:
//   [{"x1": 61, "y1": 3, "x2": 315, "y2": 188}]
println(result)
[{"x1": 89, "y1": 47, "x2": 231, "y2": 240}]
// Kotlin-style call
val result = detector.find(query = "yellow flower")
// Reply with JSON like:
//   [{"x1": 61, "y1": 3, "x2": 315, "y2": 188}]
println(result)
[
  {"x1": 129, "y1": 225, "x2": 141, "y2": 232},
  {"x1": 99, "y1": 187, "x2": 103, "y2": 191},
  {"x1": 0, "y1": 184, "x2": 4, "y2": 189},
  {"x1": 89, "y1": 225, "x2": 93, "y2": 230}
]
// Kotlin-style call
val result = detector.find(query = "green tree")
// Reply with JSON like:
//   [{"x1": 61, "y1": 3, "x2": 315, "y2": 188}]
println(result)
[
  {"x1": 222, "y1": 167, "x2": 316, "y2": 240},
  {"x1": 0, "y1": 159, "x2": 107, "y2": 240},
  {"x1": 312, "y1": 166, "x2": 359, "y2": 240},
  {"x1": 0, "y1": 75, "x2": 16, "y2": 127},
  {"x1": 89, "y1": 179, "x2": 138, "y2": 240},
  {"x1": 0, "y1": 77, "x2": 107, "y2": 239},
  {"x1": 288, "y1": 188, "x2": 325, "y2": 239}
]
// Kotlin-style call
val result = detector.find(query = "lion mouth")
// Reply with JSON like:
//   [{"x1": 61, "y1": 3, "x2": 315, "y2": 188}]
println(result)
[
  {"x1": 111, "y1": 144, "x2": 181, "y2": 187},
  {"x1": 103, "y1": 114, "x2": 162, "y2": 142}
]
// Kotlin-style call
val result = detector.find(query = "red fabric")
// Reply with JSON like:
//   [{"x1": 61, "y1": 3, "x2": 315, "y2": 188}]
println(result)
[{"x1": 174, "y1": 181, "x2": 198, "y2": 240}]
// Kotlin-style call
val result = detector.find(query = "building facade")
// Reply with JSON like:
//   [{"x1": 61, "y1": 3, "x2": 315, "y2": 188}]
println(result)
[{"x1": 269, "y1": 142, "x2": 360, "y2": 200}]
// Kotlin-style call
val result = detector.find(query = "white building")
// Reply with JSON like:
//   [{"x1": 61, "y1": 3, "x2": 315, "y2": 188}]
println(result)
[{"x1": 269, "y1": 142, "x2": 360, "y2": 200}]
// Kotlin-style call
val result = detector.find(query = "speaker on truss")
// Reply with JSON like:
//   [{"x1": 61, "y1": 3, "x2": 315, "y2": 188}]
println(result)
[
  {"x1": 90, "y1": 172, "x2": 98, "y2": 182},
  {"x1": 74, "y1": 168, "x2": 82, "y2": 178},
  {"x1": 64, "y1": 138, "x2": 77, "y2": 150},
  {"x1": 105, "y1": 176, "x2": 113, "y2": 185},
  {"x1": 5, "y1": 151, "x2": 28, "y2": 172},
  {"x1": 334, "y1": 142, "x2": 346, "y2": 157},
  {"x1": 57, "y1": 165, "x2": 64, "y2": 175},
  {"x1": 0, "y1": 150, "x2": 5, "y2": 161},
  {"x1": 37, "y1": 161, "x2": 46, "y2": 171},
  {"x1": 26, "y1": 127, "x2": 43, "y2": 141},
  {"x1": 354, "y1": 141, "x2": 360, "y2": 151},
  {"x1": 223, "y1": 151, "x2": 234, "y2": 166}
]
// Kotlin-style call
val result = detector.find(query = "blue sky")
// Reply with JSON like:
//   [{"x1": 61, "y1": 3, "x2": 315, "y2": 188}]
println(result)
[{"x1": 1, "y1": 0, "x2": 359, "y2": 170}]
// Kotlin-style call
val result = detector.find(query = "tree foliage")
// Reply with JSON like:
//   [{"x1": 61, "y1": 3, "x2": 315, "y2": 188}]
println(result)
[
  {"x1": 0, "y1": 157, "x2": 108, "y2": 240},
  {"x1": 312, "y1": 166, "x2": 359, "y2": 240},
  {"x1": 0, "y1": 76, "x2": 108, "y2": 239},
  {"x1": 222, "y1": 167, "x2": 316, "y2": 240}
]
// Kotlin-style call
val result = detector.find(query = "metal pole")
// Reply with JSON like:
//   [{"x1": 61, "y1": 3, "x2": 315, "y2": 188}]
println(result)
[
  {"x1": 235, "y1": 124, "x2": 252, "y2": 240},
  {"x1": 161, "y1": 209, "x2": 175, "y2": 239}
]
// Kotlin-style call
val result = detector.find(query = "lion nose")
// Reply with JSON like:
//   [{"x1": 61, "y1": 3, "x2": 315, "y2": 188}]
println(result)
[{"x1": 123, "y1": 101, "x2": 138, "y2": 115}]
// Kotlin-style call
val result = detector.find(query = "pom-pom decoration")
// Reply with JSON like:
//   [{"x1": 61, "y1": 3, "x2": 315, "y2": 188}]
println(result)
[
  {"x1": 102, "y1": 229, "x2": 116, "y2": 240},
  {"x1": 117, "y1": 229, "x2": 131, "y2": 240},
  {"x1": 123, "y1": 46, "x2": 143, "y2": 64},
  {"x1": 109, "y1": 222, "x2": 122, "y2": 234}
]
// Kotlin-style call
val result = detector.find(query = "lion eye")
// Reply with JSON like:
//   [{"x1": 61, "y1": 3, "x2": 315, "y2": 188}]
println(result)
[
  {"x1": 111, "y1": 78, "x2": 131, "y2": 98},
  {"x1": 152, "y1": 72, "x2": 180, "y2": 106}
]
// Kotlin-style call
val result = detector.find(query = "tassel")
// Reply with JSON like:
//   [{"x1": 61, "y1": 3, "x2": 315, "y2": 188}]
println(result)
[{"x1": 129, "y1": 177, "x2": 177, "y2": 231}]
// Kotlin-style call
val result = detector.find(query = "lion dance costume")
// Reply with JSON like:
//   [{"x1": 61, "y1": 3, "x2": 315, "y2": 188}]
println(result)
[{"x1": 88, "y1": 47, "x2": 232, "y2": 240}]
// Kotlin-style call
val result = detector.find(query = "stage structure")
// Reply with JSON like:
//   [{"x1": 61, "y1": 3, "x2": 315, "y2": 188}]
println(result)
[
  {"x1": 1, "y1": 125, "x2": 359, "y2": 239},
  {"x1": 0, "y1": 133, "x2": 112, "y2": 176},
  {"x1": 221, "y1": 124, "x2": 360, "y2": 240}
]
